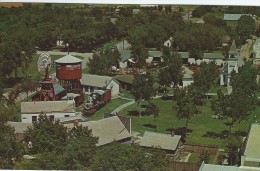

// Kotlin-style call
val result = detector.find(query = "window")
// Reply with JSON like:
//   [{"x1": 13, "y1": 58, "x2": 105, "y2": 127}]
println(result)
[
  {"x1": 49, "y1": 115, "x2": 54, "y2": 122},
  {"x1": 65, "y1": 115, "x2": 70, "y2": 117},
  {"x1": 32, "y1": 116, "x2": 37, "y2": 122}
]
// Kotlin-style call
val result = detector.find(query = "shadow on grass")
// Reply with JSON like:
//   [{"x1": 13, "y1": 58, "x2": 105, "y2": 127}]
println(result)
[
  {"x1": 161, "y1": 95, "x2": 174, "y2": 101},
  {"x1": 127, "y1": 110, "x2": 146, "y2": 117},
  {"x1": 233, "y1": 131, "x2": 247, "y2": 137},
  {"x1": 203, "y1": 130, "x2": 229, "y2": 139},
  {"x1": 142, "y1": 123, "x2": 157, "y2": 129},
  {"x1": 203, "y1": 130, "x2": 247, "y2": 139},
  {"x1": 166, "y1": 127, "x2": 192, "y2": 136}
]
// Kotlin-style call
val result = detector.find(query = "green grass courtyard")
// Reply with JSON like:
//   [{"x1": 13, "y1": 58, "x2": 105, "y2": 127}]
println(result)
[{"x1": 115, "y1": 98, "x2": 258, "y2": 148}]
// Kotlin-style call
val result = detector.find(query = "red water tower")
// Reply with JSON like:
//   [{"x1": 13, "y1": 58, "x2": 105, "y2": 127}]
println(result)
[{"x1": 55, "y1": 55, "x2": 82, "y2": 93}]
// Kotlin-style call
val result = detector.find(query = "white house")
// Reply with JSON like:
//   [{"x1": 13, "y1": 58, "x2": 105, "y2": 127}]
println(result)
[
  {"x1": 146, "y1": 51, "x2": 163, "y2": 67},
  {"x1": 81, "y1": 74, "x2": 120, "y2": 96},
  {"x1": 182, "y1": 66, "x2": 194, "y2": 87},
  {"x1": 220, "y1": 40, "x2": 244, "y2": 86},
  {"x1": 21, "y1": 100, "x2": 76, "y2": 123}
]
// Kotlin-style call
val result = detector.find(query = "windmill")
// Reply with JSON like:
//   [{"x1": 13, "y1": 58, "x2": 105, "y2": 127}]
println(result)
[
  {"x1": 37, "y1": 52, "x2": 51, "y2": 79},
  {"x1": 32, "y1": 53, "x2": 56, "y2": 101}
]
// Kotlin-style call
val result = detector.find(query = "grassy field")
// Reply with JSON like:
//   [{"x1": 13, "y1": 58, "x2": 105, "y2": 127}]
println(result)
[{"x1": 118, "y1": 98, "x2": 257, "y2": 148}]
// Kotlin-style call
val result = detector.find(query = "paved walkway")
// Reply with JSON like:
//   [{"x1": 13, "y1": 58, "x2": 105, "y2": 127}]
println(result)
[{"x1": 111, "y1": 100, "x2": 135, "y2": 114}]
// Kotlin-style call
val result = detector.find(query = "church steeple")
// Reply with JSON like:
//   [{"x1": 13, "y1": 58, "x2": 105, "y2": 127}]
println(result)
[{"x1": 228, "y1": 40, "x2": 238, "y2": 59}]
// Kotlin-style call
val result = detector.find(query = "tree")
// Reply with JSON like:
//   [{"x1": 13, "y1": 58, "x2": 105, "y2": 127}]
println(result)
[
  {"x1": 91, "y1": 143, "x2": 168, "y2": 171},
  {"x1": 131, "y1": 74, "x2": 155, "y2": 117},
  {"x1": 159, "y1": 47, "x2": 184, "y2": 89},
  {"x1": 145, "y1": 102, "x2": 160, "y2": 131},
  {"x1": 88, "y1": 46, "x2": 121, "y2": 75},
  {"x1": 198, "y1": 150, "x2": 211, "y2": 164},
  {"x1": 130, "y1": 43, "x2": 148, "y2": 68},
  {"x1": 236, "y1": 15, "x2": 256, "y2": 43},
  {"x1": 203, "y1": 13, "x2": 226, "y2": 27},
  {"x1": 20, "y1": 78, "x2": 37, "y2": 98},
  {"x1": 175, "y1": 91, "x2": 198, "y2": 136},
  {"x1": 212, "y1": 61, "x2": 258, "y2": 134},
  {"x1": 63, "y1": 125, "x2": 98, "y2": 170},
  {"x1": 0, "y1": 120, "x2": 23, "y2": 169},
  {"x1": 24, "y1": 113, "x2": 68, "y2": 154},
  {"x1": 15, "y1": 152, "x2": 65, "y2": 170},
  {"x1": 192, "y1": 6, "x2": 213, "y2": 17},
  {"x1": 225, "y1": 135, "x2": 241, "y2": 165},
  {"x1": 188, "y1": 48, "x2": 204, "y2": 61},
  {"x1": 193, "y1": 61, "x2": 218, "y2": 93}
]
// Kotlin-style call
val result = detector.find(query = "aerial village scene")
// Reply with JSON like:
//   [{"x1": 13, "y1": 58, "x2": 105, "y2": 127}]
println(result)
[{"x1": 1, "y1": 2, "x2": 260, "y2": 171}]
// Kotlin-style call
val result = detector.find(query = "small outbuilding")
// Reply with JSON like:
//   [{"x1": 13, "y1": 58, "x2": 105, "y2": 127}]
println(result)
[
  {"x1": 114, "y1": 74, "x2": 134, "y2": 91},
  {"x1": 81, "y1": 74, "x2": 120, "y2": 96},
  {"x1": 140, "y1": 131, "x2": 183, "y2": 154}
]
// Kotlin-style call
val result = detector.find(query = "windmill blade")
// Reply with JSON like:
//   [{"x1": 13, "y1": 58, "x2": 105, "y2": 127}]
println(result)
[{"x1": 38, "y1": 53, "x2": 51, "y2": 75}]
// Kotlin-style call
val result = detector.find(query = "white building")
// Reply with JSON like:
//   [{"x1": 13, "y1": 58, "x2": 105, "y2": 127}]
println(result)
[
  {"x1": 182, "y1": 66, "x2": 194, "y2": 87},
  {"x1": 21, "y1": 100, "x2": 76, "y2": 123},
  {"x1": 220, "y1": 40, "x2": 244, "y2": 86},
  {"x1": 81, "y1": 74, "x2": 120, "y2": 96}
]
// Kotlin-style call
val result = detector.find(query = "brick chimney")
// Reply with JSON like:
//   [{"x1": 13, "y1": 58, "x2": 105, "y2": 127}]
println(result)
[{"x1": 171, "y1": 130, "x2": 175, "y2": 137}]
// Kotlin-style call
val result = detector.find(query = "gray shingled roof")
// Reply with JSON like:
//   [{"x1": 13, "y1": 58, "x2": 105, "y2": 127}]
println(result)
[
  {"x1": 65, "y1": 116, "x2": 131, "y2": 146},
  {"x1": 243, "y1": 124, "x2": 260, "y2": 162},
  {"x1": 223, "y1": 14, "x2": 253, "y2": 21},
  {"x1": 114, "y1": 75, "x2": 134, "y2": 84},
  {"x1": 148, "y1": 51, "x2": 162, "y2": 57},
  {"x1": 57, "y1": 115, "x2": 87, "y2": 123},
  {"x1": 120, "y1": 50, "x2": 132, "y2": 62},
  {"x1": 178, "y1": 52, "x2": 224, "y2": 59},
  {"x1": 21, "y1": 101, "x2": 75, "y2": 113},
  {"x1": 229, "y1": 40, "x2": 238, "y2": 54},
  {"x1": 183, "y1": 66, "x2": 193, "y2": 79},
  {"x1": 55, "y1": 55, "x2": 82, "y2": 64},
  {"x1": 140, "y1": 131, "x2": 181, "y2": 151},
  {"x1": 53, "y1": 84, "x2": 65, "y2": 95},
  {"x1": 199, "y1": 163, "x2": 240, "y2": 171},
  {"x1": 7, "y1": 121, "x2": 32, "y2": 134},
  {"x1": 81, "y1": 74, "x2": 119, "y2": 88}
]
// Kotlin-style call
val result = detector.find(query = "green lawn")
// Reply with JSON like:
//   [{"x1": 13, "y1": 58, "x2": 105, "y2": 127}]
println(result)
[
  {"x1": 118, "y1": 98, "x2": 257, "y2": 148},
  {"x1": 79, "y1": 97, "x2": 131, "y2": 121},
  {"x1": 119, "y1": 89, "x2": 134, "y2": 99}
]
